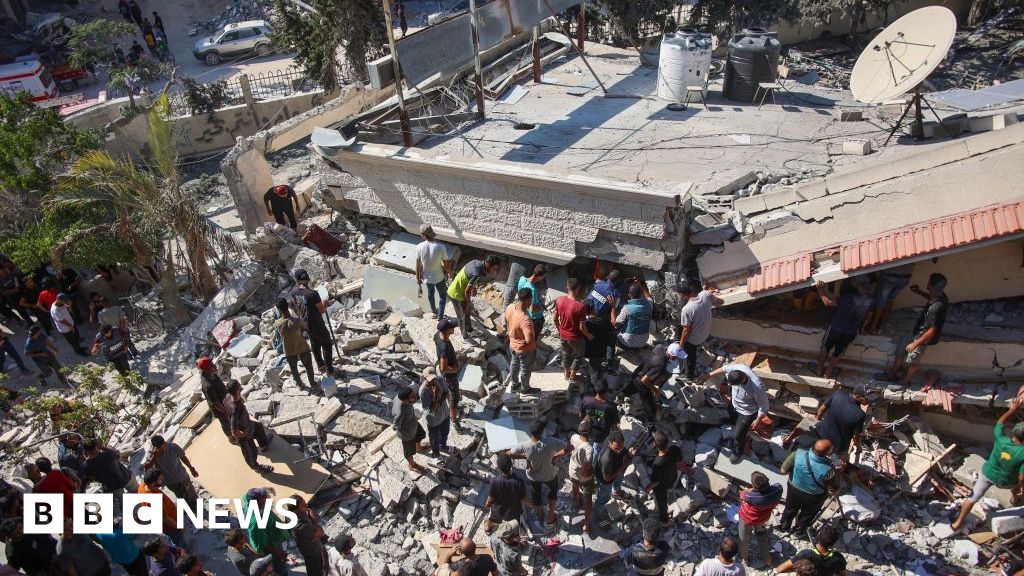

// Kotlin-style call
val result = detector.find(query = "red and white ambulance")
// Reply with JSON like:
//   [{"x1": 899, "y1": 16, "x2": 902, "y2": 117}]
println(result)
[{"x1": 0, "y1": 56, "x2": 58, "y2": 103}]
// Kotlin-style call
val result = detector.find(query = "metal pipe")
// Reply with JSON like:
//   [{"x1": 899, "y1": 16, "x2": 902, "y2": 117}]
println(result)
[
  {"x1": 532, "y1": 26, "x2": 542, "y2": 83},
  {"x1": 469, "y1": 0, "x2": 486, "y2": 118},
  {"x1": 577, "y1": 0, "x2": 585, "y2": 52},
  {"x1": 382, "y1": 0, "x2": 414, "y2": 146}
]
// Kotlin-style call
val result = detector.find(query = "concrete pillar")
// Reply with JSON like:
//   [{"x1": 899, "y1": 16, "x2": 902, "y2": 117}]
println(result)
[
  {"x1": 220, "y1": 137, "x2": 275, "y2": 234},
  {"x1": 238, "y1": 74, "x2": 260, "y2": 127}
]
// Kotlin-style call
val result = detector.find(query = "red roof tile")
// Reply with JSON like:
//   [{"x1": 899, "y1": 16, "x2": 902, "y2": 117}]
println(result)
[
  {"x1": 747, "y1": 253, "x2": 812, "y2": 293},
  {"x1": 839, "y1": 200, "x2": 1024, "y2": 272}
]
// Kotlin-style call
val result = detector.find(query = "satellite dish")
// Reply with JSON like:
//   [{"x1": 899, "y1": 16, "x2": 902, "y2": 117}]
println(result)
[{"x1": 850, "y1": 6, "x2": 957, "y2": 104}]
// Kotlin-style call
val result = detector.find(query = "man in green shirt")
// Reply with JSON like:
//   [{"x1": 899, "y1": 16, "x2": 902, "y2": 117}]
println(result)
[
  {"x1": 244, "y1": 487, "x2": 290, "y2": 574},
  {"x1": 952, "y1": 397, "x2": 1024, "y2": 531},
  {"x1": 446, "y1": 255, "x2": 500, "y2": 338}
]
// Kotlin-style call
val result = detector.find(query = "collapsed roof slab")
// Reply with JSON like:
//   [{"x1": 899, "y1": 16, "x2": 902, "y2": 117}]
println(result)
[{"x1": 316, "y1": 142, "x2": 681, "y2": 267}]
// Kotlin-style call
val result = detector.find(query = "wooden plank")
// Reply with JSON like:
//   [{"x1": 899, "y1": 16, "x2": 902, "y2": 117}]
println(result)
[
  {"x1": 178, "y1": 402, "x2": 209, "y2": 430},
  {"x1": 754, "y1": 357, "x2": 836, "y2": 390}
]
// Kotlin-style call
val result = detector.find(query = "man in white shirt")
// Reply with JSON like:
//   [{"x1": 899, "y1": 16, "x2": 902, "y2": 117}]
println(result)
[
  {"x1": 415, "y1": 224, "x2": 454, "y2": 319},
  {"x1": 694, "y1": 537, "x2": 746, "y2": 576},
  {"x1": 677, "y1": 279, "x2": 723, "y2": 379},
  {"x1": 51, "y1": 293, "x2": 87, "y2": 356},
  {"x1": 703, "y1": 363, "x2": 769, "y2": 464}
]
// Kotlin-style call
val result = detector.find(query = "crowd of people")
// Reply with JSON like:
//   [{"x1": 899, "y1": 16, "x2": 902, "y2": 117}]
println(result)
[{"x1": 0, "y1": 223, "x2": 1019, "y2": 576}]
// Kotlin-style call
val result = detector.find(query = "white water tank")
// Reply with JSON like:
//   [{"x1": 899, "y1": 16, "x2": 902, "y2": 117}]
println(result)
[{"x1": 657, "y1": 29, "x2": 713, "y2": 102}]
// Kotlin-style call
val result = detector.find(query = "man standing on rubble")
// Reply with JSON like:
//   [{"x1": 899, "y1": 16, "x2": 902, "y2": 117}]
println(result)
[
  {"x1": 598, "y1": 430, "x2": 638, "y2": 501},
  {"x1": 490, "y1": 520, "x2": 526, "y2": 576},
  {"x1": 553, "y1": 277, "x2": 594, "y2": 381},
  {"x1": 646, "y1": 431, "x2": 690, "y2": 525},
  {"x1": 263, "y1": 184, "x2": 300, "y2": 230},
  {"x1": 866, "y1": 263, "x2": 915, "y2": 334},
  {"x1": 694, "y1": 537, "x2": 746, "y2": 576},
  {"x1": 420, "y1": 369, "x2": 452, "y2": 458},
  {"x1": 228, "y1": 380, "x2": 274, "y2": 475},
  {"x1": 51, "y1": 293, "x2": 87, "y2": 356},
  {"x1": 626, "y1": 343, "x2": 684, "y2": 424},
  {"x1": 516, "y1": 264, "x2": 547, "y2": 335},
  {"x1": 290, "y1": 269, "x2": 335, "y2": 376},
  {"x1": 25, "y1": 324, "x2": 71, "y2": 388},
  {"x1": 435, "y1": 318, "x2": 462, "y2": 429},
  {"x1": 416, "y1": 224, "x2": 454, "y2": 319},
  {"x1": 703, "y1": 362, "x2": 769, "y2": 465},
  {"x1": 885, "y1": 272, "x2": 949, "y2": 386},
  {"x1": 569, "y1": 421, "x2": 596, "y2": 534},
  {"x1": 274, "y1": 299, "x2": 316, "y2": 390},
  {"x1": 779, "y1": 439, "x2": 839, "y2": 539},
  {"x1": 615, "y1": 280, "x2": 654, "y2": 350},
  {"x1": 505, "y1": 288, "x2": 538, "y2": 393},
  {"x1": 811, "y1": 385, "x2": 876, "y2": 463},
  {"x1": 197, "y1": 357, "x2": 231, "y2": 436},
  {"x1": 509, "y1": 418, "x2": 569, "y2": 528},
  {"x1": 737, "y1": 471, "x2": 783, "y2": 568},
  {"x1": 581, "y1": 380, "x2": 619, "y2": 444},
  {"x1": 484, "y1": 453, "x2": 529, "y2": 534},
  {"x1": 620, "y1": 518, "x2": 670, "y2": 576},
  {"x1": 145, "y1": 435, "x2": 199, "y2": 503},
  {"x1": 951, "y1": 397, "x2": 1024, "y2": 531},
  {"x1": 91, "y1": 323, "x2": 131, "y2": 375},
  {"x1": 447, "y1": 255, "x2": 501, "y2": 339},
  {"x1": 676, "y1": 279, "x2": 723, "y2": 380},
  {"x1": 394, "y1": 386, "x2": 428, "y2": 473},
  {"x1": 814, "y1": 276, "x2": 874, "y2": 378},
  {"x1": 587, "y1": 268, "x2": 622, "y2": 368}
]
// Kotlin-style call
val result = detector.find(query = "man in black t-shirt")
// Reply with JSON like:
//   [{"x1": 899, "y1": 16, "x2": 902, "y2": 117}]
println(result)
[
  {"x1": 776, "y1": 525, "x2": 847, "y2": 575},
  {"x1": 91, "y1": 324, "x2": 130, "y2": 375},
  {"x1": 886, "y1": 272, "x2": 949, "y2": 386},
  {"x1": 581, "y1": 381, "x2": 619, "y2": 444},
  {"x1": 811, "y1": 386, "x2": 876, "y2": 462},
  {"x1": 484, "y1": 453, "x2": 528, "y2": 533},
  {"x1": 620, "y1": 519, "x2": 670, "y2": 576},
  {"x1": 289, "y1": 269, "x2": 334, "y2": 376},
  {"x1": 645, "y1": 431, "x2": 689, "y2": 523},
  {"x1": 435, "y1": 318, "x2": 461, "y2": 429},
  {"x1": 263, "y1": 184, "x2": 300, "y2": 229},
  {"x1": 598, "y1": 430, "x2": 637, "y2": 501}
]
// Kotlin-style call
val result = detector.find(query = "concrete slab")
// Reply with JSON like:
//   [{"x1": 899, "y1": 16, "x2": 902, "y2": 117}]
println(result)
[
  {"x1": 226, "y1": 334, "x2": 263, "y2": 358},
  {"x1": 372, "y1": 232, "x2": 460, "y2": 273},
  {"x1": 185, "y1": 422, "x2": 329, "y2": 501},
  {"x1": 362, "y1": 264, "x2": 434, "y2": 312},
  {"x1": 709, "y1": 453, "x2": 789, "y2": 499},
  {"x1": 458, "y1": 364, "x2": 485, "y2": 397},
  {"x1": 484, "y1": 416, "x2": 531, "y2": 452}
]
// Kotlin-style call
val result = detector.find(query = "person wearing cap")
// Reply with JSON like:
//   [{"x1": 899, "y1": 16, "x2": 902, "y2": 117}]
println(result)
[
  {"x1": 504, "y1": 288, "x2": 538, "y2": 393},
  {"x1": 50, "y1": 292, "x2": 87, "y2": 356},
  {"x1": 615, "y1": 278, "x2": 654, "y2": 350},
  {"x1": 243, "y1": 487, "x2": 290, "y2": 573},
  {"x1": 416, "y1": 224, "x2": 454, "y2": 319},
  {"x1": 553, "y1": 277, "x2": 594, "y2": 382},
  {"x1": 814, "y1": 276, "x2": 874, "y2": 378},
  {"x1": 274, "y1": 298, "x2": 316, "y2": 390},
  {"x1": 620, "y1": 518, "x2": 670, "y2": 576},
  {"x1": 448, "y1": 255, "x2": 501, "y2": 338},
  {"x1": 569, "y1": 420, "x2": 596, "y2": 533},
  {"x1": 24, "y1": 324, "x2": 71, "y2": 388},
  {"x1": 289, "y1": 268, "x2": 335, "y2": 376},
  {"x1": 886, "y1": 272, "x2": 949, "y2": 387},
  {"x1": 951, "y1": 397, "x2": 1024, "y2": 531},
  {"x1": 138, "y1": 470, "x2": 185, "y2": 547},
  {"x1": 420, "y1": 368, "x2": 452, "y2": 457},
  {"x1": 91, "y1": 323, "x2": 131, "y2": 375},
  {"x1": 676, "y1": 278, "x2": 723, "y2": 379},
  {"x1": 515, "y1": 263, "x2": 547, "y2": 335},
  {"x1": 197, "y1": 356, "x2": 231, "y2": 437},
  {"x1": 393, "y1": 385, "x2": 428, "y2": 473},
  {"x1": 704, "y1": 362, "x2": 769, "y2": 465},
  {"x1": 145, "y1": 434, "x2": 199, "y2": 502},
  {"x1": 809, "y1": 386, "x2": 876, "y2": 463},
  {"x1": 263, "y1": 184, "x2": 300, "y2": 229},
  {"x1": 489, "y1": 520, "x2": 526, "y2": 576},
  {"x1": 625, "y1": 343, "x2": 683, "y2": 424},
  {"x1": 435, "y1": 317, "x2": 462, "y2": 428},
  {"x1": 779, "y1": 439, "x2": 838, "y2": 538},
  {"x1": 228, "y1": 380, "x2": 274, "y2": 474}
]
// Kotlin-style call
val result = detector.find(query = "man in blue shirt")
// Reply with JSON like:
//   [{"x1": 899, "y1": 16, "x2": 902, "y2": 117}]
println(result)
[
  {"x1": 24, "y1": 324, "x2": 71, "y2": 388},
  {"x1": 779, "y1": 439, "x2": 839, "y2": 538},
  {"x1": 96, "y1": 522, "x2": 147, "y2": 576},
  {"x1": 615, "y1": 280, "x2": 653, "y2": 349},
  {"x1": 516, "y1": 264, "x2": 548, "y2": 334}
]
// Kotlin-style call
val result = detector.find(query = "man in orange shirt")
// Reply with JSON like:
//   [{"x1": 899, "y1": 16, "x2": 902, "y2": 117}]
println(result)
[
  {"x1": 138, "y1": 469, "x2": 185, "y2": 547},
  {"x1": 504, "y1": 288, "x2": 537, "y2": 393}
]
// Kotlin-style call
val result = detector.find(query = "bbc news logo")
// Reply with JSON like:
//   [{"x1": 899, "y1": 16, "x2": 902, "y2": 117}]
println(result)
[{"x1": 23, "y1": 494, "x2": 298, "y2": 534}]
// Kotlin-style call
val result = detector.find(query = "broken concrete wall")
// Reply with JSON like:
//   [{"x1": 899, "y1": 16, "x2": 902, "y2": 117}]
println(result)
[
  {"x1": 221, "y1": 139, "x2": 276, "y2": 235},
  {"x1": 710, "y1": 316, "x2": 1024, "y2": 376},
  {"x1": 892, "y1": 240, "x2": 1024, "y2": 309},
  {"x1": 317, "y1": 143, "x2": 679, "y2": 267}
]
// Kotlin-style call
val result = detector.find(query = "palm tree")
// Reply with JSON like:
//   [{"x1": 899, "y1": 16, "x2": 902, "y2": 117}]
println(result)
[{"x1": 48, "y1": 95, "x2": 218, "y2": 327}]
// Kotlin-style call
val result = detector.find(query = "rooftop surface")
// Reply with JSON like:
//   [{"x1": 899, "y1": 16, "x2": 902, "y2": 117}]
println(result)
[{"x1": 416, "y1": 42, "x2": 883, "y2": 191}]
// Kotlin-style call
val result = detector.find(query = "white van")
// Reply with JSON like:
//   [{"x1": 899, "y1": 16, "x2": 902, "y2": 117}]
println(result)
[{"x1": 0, "y1": 57, "x2": 58, "y2": 103}]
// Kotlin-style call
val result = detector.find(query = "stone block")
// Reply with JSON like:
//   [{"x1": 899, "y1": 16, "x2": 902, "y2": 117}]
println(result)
[
  {"x1": 837, "y1": 109, "x2": 863, "y2": 122},
  {"x1": 226, "y1": 334, "x2": 263, "y2": 358},
  {"x1": 289, "y1": 247, "x2": 335, "y2": 282},
  {"x1": 458, "y1": 364, "x2": 486, "y2": 397},
  {"x1": 990, "y1": 507, "x2": 1024, "y2": 535},
  {"x1": 394, "y1": 297, "x2": 423, "y2": 317},
  {"x1": 761, "y1": 188, "x2": 799, "y2": 210},
  {"x1": 488, "y1": 354, "x2": 510, "y2": 380},
  {"x1": 229, "y1": 366, "x2": 253, "y2": 385},
  {"x1": 344, "y1": 376, "x2": 382, "y2": 396},
  {"x1": 733, "y1": 194, "x2": 768, "y2": 215},
  {"x1": 184, "y1": 261, "x2": 264, "y2": 349},
  {"x1": 362, "y1": 299, "x2": 389, "y2": 314},
  {"x1": 968, "y1": 112, "x2": 1018, "y2": 133},
  {"x1": 362, "y1": 264, "x2": 434, "y2": 312},
  {"x1": 342, "y1": 335, "x2": 380, "y2": 352},
  {"x1": 842, "y1": 140, "x2": 871, "y2": 156},
  {"x1": 794, "y1": 180, "x2": 827, "y2": 201},
  {"x1": 314, "y1": 397, "x2": 344, "y2": 426},
  {"x1": 484, "y1": 416, "x2": 531, "y2": 452}
]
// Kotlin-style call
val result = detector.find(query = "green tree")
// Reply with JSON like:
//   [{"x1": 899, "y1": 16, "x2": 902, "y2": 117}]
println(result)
[
  {"x1": 271, "y1": 0, "x2": 387, "y2": 89},
  {"x1": 598, "y1": 0, "x2": 678, "y2": 45},
  {"x1": 0, "y1": 93, "x2": 99, "y2": 237},
  {"x1": 66, "y1": 18, "x2": 137, "y2": 70}
]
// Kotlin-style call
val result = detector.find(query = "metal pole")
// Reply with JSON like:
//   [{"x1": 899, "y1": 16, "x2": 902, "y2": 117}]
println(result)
[
  {"x1": 382, "y1": 0, "x2": 414, "y2": 147},
  {"x1": 532, "y1": 26, "x2": 542, "y2": 83},
  {"x1": 577, "y1": 0, "x2": 585, "y2": 52},
  {"x1": 469, "y1": 0, "x2": 485, "y2": 118},
  {"x1": 540, "y1": 0, "x2": 607, "y2": 94}
]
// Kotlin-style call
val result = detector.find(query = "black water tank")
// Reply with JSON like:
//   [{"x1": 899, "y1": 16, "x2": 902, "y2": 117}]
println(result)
[{"x1": 722, "y1": 28, "x2": 782, "y2": 103}]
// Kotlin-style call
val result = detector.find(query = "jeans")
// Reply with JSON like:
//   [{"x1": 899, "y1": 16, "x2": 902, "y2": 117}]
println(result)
[
  {"x1": 309, "y1": 335, "x2": 333, "y2": 373},
  {"x1": 427, "y1": 417, "x2": 450, "y2": 455},
  {"x1": 738, "y1": 518, "x2": 771, "y2": 564},
  {"x1": 508, "y1": 348, "x2": 536, "y2": 389},
  {"x1": 61, "y1": 328, "x2": 86, "y2": 355},
  {"x1": 452, "y1": 297, "x2": 472, "y2": 335},
  {"x1": 287, "y1": 350, "x2": 316, "y2": 389},
  {"x1": 779, "y1": 482, "x2": 828, "y2": 537},
  {"x1": 0, "y1": 339, "x2": 27, "y2": 372},
  {"x1": 425, "y1": 279, "x2": 448, "y2": 316}
]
